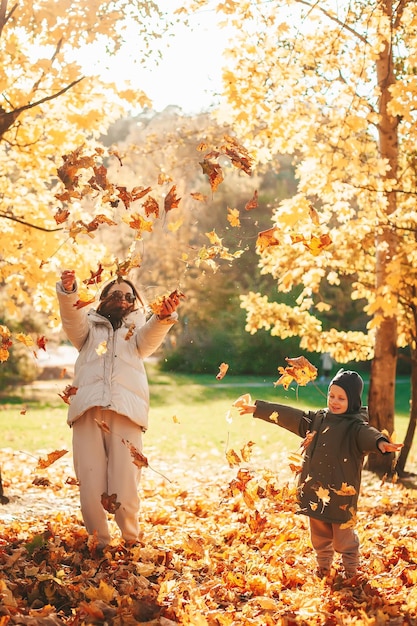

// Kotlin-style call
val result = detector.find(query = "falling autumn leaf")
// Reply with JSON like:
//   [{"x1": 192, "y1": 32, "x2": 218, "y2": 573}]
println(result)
[
  {"x1": 125, "y1": 324, "x2": 136, "y2": 340},
  {"x1": 101, "y1": 492, "x2": 121, "y2": 514},
  {"x1": 167, "y1": 218, "x2": 183, "y2": 232},
  {"x1": 125, "y1": 213, "x2": 153, "y2": 238},
  {"x1": 216, "y1": 362, "x2": 229, "y2": 380},
  {"x1": 58, "y1": 384, "x2": 78, "y2": 404},
  {"x1": 224, "y1": 135, "x2": 253, "y2": 173},
  {"x1": 14, "y1": 333, "x2": 34, "y2": 347},
  {"x1": 309, "y1": 205, "x2": 320, "y2": 225},
  {"x1": 274, "y1": 355, "x2": 318, "y2": 389},
  {"x1": 95, "y1": 419, "x2": 111, "y2": 434},
  {"x1": 149, "y1": 289, "x2": 185, "y2": 316},
  {"x1": 36, "y1": 449, "x2": 68, "y2": 470},
  {"x1": 227, "y1": 207, "x2": 241, "y2": 227},
  {"x1": 300, "y1": 430, "x2": 316, "y2": 452},
  {"x1": 95, "y1": 341, "x2": 107, "y2": 356},
  {"x1": 226, "y1": 448, "x2": 242, "y2": 468},
  {"x1": 117, "y1": 185, "x2": 152, "y2": 209},
  {"x1": 83, "y1": 264, "x2": 104, "y2": 285},
  {"x1": 158, "y1": 172, "x2": 173, "y2": 185},
  {"x1": 288, "y1": 452, "x2": 304, "y2": 475},
  {"x1": 314, "y1": 485, "x2": 331, "y2": 513},
  {"x1": 232, "y1": 393, "x2": 252, "y2": 408},
  {"x1": 190, "y1": 192, "x2": 208, "y2": 203},
  {"x1": 240, "y1": 441, "x2": 256, "y2": 462},
  {"x1": 36, "y1": 335, "x2": 47, "y2": 351},
  {"x1": 256, "y1": 227, "x2": 280, "y2": 253},
  {"x1": 143, "y1": 196, "x2": 160, "y2": 217},
  {"x1": 123, "y1": 440, "x2": 149, "y2": 469},
  {"x1": 199, "y1": 158, "x2": 224, "y2": 193},
  {"x1": 290, "y1": 232, "x2": 332, "y2": 256},
  {"x1": 164, "y1": 185, "x2": 181, "y2": 213},
  {"x1": 54, "y1": 207, "x2": 70, "y2": 224},
  {"x1": 244, "y1": 189, "x2": 258, "y2": 211},
  {"x1": 73, "y1": 296, "x2": 96, "y2": 309},
  {"x1": 332, "y1": 482, "x2": 357, "y2": 496}
]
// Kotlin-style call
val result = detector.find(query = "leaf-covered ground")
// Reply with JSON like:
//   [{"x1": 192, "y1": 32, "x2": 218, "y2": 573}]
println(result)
[{"x1": 0, "y1": 448, "x2": 416, "y2": 625}]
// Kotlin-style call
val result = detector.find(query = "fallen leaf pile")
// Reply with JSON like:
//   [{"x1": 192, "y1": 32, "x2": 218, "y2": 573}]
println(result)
[{"x1": 0, "y1": 447, "x2": 416, "y2": 625}]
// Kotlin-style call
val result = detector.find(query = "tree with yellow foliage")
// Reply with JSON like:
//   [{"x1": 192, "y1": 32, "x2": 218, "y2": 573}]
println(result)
[
  {"x1": 0, "y1": 0, "x2": 167, "y2": 322},
  {"x1": 185, "y1": 0, "x2": 416, "y2": 473}
]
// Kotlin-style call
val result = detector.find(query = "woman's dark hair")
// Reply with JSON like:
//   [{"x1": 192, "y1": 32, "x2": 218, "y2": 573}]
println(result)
[{"x1": 99, "y1": 278, "x2": 144, "y2": 308}]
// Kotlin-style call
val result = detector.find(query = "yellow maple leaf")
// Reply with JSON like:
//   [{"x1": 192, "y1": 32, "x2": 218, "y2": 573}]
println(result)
[
  {"x1": 314, "y1": 486, "x2": 331, "y2": 513},
  {"x1": 167, "y1": 218, "x2": 183, "y2": 232},
  {"x1": 14, "y1": 333, "x2": 34, "y2": 347},
  {"x1": 95, "y1": 341, "x2": 107, "y2": 355},
  {"x1": 206, "y1": 230, "x2": 222, "y2": 246},
  {"x1": 84, "y1": 579, "x2": 116, "y2": 602},
  {"x1": 227, "y1": 207, "x2": 241, "y2": 227},
  {"x1": 333, "y1": 482, "x2": 357, "y2": 496}
]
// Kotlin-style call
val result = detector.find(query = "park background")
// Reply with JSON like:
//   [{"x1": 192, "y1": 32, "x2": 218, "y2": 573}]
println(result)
[{"x1": 1, "y1": 1, "x2": 417, "y2": 624}]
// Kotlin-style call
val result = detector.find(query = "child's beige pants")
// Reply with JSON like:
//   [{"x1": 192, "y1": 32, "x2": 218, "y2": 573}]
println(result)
[
  {"x1": 72, "y1": 407, "x2": 143, "y2": 547},
  {"x1": 309, "y1": 517, "x2": 360, "y2": 574}
]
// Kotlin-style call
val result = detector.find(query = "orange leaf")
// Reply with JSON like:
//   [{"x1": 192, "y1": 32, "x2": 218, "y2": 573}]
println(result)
[
  {"x1": 123, "y1": 440, "x2": 149, "y2": 469},
  {"x1": 227, "y1": 207, "x2": 241, "y2": 227},
  {"x1": 244, "y1": 189, "x2": 258, "y2": 211},
  {"x1": 36, "y1": 336, "x2": 47, "y2": 351},
  {"x1": 101, "y1": 493, "x2": 121, "y2": 514},
  {"x1": 190, "y1": 192, "x2": 208, "y2": 203},
  {"x1": 149, "y1": 289, "x2": 185, "y2": 316},
  {"x1": 274, "y1": 356, "x2": 317, "y2": 389},
  {"x1": 94, "y1": 419, "x2": 111, "y2": 434},
  {"x1": 256, "y1": 227, "x2": 280, "y2": 253},
  {"x1": 164, "y1": 185, "x2": 181, "y2": 212},
  {"x1": 127, "y1": 213, "x2": 154, "y2": 237},
  {"x1": 199, "y1": 159, "x2": 224, "y2": 192},
  {"x1": 125, "y1": 323, "x2": 136, "y2": 340},
  {"x1": 54, "y1": 207, "x2": 70, "y2": 224},
  {"x1": 143, "y1": 196, "x2": 160, "y2": 218},
  {"x1": 36, "y1": 449, "x2": 68, "y2": 470},
  {"x1": 240, "y1": 441, "x2": 255, "y2": 462},
  {"x1": 73, "y1": 297, "x2": 95, "y2": 309},
  {"x1": 58, "y1": 384, "x2": 78, "y2": 404},
  {"x1": 226, "y1": 448, "x2": 241, "y2": 468},
  {"x1": 216, "y1": 362, "x2": 229, "y2": 380},
  {"x1": 222, "y1": 134, "x2": 254, "y2": 175},
  {"x1": 83, "y1": 264, "x2": 104, "y2": 286}
]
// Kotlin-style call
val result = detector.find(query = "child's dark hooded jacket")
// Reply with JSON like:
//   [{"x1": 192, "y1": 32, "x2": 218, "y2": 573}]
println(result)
[{"x1": 253, "y1": 400, "x2": 388, "y2": 525}]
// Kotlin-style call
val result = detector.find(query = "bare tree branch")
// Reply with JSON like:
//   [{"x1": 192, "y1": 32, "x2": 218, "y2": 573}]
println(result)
[
  {"x1": 0, "y1": 77, "x2": 85, "y2": 138},
  {"x1": 0, "y1": 212, "x2": 63, "y2": 232},
  {"x1": 0, "y1": 0, "x2": 17, "y2": 38}
]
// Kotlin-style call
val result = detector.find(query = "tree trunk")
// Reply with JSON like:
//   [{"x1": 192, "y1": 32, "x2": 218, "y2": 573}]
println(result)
[
  {"x1": 367, "y1": 318, "x2": 397, "y2": 474},
  {"x1": 396, "y1": 315, "x2": 417, "y2": 477},
  {"x1": 366, "y1": 1, "x2": 399, "y2": 475}
]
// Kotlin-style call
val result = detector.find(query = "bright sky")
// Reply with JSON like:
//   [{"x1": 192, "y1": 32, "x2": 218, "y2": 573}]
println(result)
[{"x1": 95, "y1": 4, "x2": 231, "y2": 114}]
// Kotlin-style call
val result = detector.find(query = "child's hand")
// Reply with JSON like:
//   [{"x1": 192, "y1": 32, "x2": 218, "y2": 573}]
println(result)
[
  {"x1": 238, "y1": 404, "x2": 256, "y2": 415},
  {"x1": 378, "y1": 440, "x2": 403, "y2": 454}
]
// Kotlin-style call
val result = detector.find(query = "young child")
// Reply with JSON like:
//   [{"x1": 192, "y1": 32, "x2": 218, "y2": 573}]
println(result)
[{"x1": 238, "y1": 369, "x2": 403, "y2": 579}]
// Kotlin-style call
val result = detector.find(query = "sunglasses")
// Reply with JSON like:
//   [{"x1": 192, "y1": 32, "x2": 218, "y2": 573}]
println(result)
[{"x1": 107, "y1": 290, "x2": 136, "y2": 303}]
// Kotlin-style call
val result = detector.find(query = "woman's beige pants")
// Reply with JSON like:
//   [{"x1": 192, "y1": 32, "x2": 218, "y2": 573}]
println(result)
[{"x1": 72, "y1": 407, "x2": 143, "y2": 547}]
